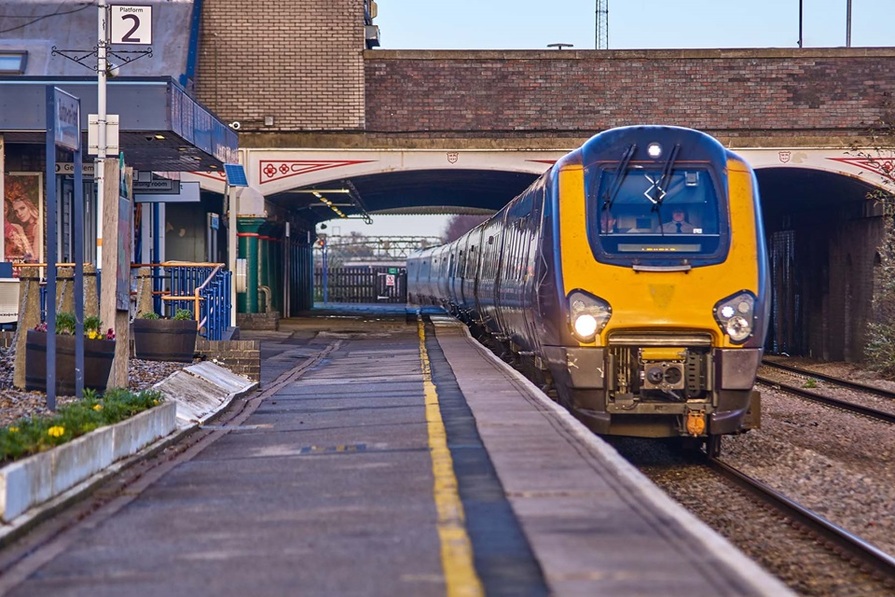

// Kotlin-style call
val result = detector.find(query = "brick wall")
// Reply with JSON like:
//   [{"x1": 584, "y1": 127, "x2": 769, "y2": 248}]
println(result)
[
  {"x1": 236, "y1": 312, "x2": 280, "y2": 331},
  {"x1": 194, "y1": 15, "x2": 895, "y2": 148},
  {"x1": 363, "y1": 48, "x2": 895, "y2": 145},
  {"x1": 196, "y1": 338, "x2": 261, "y2": 382},
  {"x1": 196, "y1": 0, "x2": 366, "y2": 132}
]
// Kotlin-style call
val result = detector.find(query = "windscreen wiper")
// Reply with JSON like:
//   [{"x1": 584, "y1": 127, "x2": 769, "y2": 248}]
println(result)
[
  {"x1": 652, "y1": 144, "x2": 681, "y2": 236},
  {"x1": 603, "y1": 144, "x2": 637, "y2": 211},
  {"x1": 652, "y1": 143, "x2": 680, "y2": 210}
]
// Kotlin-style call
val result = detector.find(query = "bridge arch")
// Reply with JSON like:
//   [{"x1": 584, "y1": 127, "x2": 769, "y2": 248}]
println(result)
[{"x1": 242, "y1": 145, "x2": 892, "y2": 363}]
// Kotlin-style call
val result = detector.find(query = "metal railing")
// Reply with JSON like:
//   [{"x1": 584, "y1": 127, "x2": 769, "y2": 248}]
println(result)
[
  {"x1": 155, "y1": 262, "x2": 231, "y2": 341},
  {"x1": 17, "y1": 261, "x2": 232, "y2": 341}
]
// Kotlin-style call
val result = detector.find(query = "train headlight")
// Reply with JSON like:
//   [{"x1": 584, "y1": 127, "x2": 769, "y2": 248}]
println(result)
[
  {"x1": 713, "y1": 291, "x2": 756, "y2": 344},
  {"x1": 574, "y1": 314, "x2": 599, "y2": 339},
  {"x1": 568, "y1": 290, "x2": 611, "y2": 343}
]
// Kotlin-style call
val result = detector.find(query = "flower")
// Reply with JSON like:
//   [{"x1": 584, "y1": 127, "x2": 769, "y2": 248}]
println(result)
[
  {"x1": 9, "y1": 426, "x2": 19, "y2": 433},
  {"x1": 32, "y1": 313, "x2": 115, "y2": 340},
  {"x1": 47, "y1": 426, "x2": 65, "y2": 438},
  {"x1": 92, "y1": 404, "x2": 103, "y2": 411}
]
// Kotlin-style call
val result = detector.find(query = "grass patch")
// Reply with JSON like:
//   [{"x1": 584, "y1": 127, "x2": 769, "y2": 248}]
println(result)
[{"x1": 0, "y1": 388, "x2": 163, "y2": 467}]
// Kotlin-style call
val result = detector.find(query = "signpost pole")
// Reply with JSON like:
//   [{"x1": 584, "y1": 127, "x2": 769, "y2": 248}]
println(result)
[
  {"x1": 45, "y1": 87, "x2": 83, "y2": 407},
  {"x1": 45, "y1": 88, "x2": 58, "y2": 411}
]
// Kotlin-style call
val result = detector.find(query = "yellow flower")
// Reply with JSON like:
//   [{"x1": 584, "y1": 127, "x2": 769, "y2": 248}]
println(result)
[
  {"x1": 93, "y1": 403, "x2": 103, "y2": 411},
  {"x1": 48, "y1": 426, "x2": 65, "y2": 438},
  {"x1": 86, "y1": 330, "x2": 101, "y2": 340},
  {"x1": 8, "y1": 426, "x2": 18, "y2": 433}
]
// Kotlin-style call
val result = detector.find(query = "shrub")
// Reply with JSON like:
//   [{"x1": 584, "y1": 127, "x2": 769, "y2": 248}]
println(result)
[
  {"x1": 33, "y1": 313, "x2": 114, "y2": 340},
  {"x1": 864, "y1": 198, "x2": 895, "y2": 375},
  {"x1": 0, "y1": 388, "x2": 164, "y2": 466},
  {"x1": 140, "y1": 311, "x2": 161, "y2": 320},
  {"x1": 173, "y1": 308, "x2": 193, "y2": 321},
  {"x1": 56, "y1": 312, "x2": 76, "y2": 335}
]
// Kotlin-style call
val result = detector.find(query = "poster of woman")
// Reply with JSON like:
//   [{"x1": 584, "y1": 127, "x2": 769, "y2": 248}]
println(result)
[{"x1": 3, "y1": 173, "x2": 42, "y2": 263}]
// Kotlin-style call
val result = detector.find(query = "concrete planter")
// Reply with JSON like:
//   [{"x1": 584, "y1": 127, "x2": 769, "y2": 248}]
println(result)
[{"x1": 0, "y1": 401, "x2": 177, "y2": 523}]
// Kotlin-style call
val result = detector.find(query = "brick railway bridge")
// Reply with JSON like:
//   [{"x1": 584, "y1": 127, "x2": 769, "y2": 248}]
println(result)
[{"x1": 3, "y1": 1, "x2": 895, "y2": 362}]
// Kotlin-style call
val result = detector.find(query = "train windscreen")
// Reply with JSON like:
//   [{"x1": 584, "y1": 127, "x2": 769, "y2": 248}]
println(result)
[{"x1": 586, "y1": 165, "x2": 728, "y2": 266}]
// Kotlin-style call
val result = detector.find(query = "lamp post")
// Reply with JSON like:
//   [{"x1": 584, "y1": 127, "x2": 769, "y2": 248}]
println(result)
[
  {"x1": 846, "y1": 0, "x2": 852, "y2": 47},
  {"x1": 96, "y1": 0, "x2": 108, "y2": 266}
]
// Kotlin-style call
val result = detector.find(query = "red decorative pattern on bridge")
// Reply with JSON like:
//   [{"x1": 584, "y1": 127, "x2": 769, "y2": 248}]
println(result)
[
  {"x1": 828, "y1": 156, "x2": 895, "y2": 181},
  {"x1": 191, "y1": 171, "x2": 227, "y2": 181},
  {"x1": 259, "y1": 160, "x2": 375, "y2": 184}
]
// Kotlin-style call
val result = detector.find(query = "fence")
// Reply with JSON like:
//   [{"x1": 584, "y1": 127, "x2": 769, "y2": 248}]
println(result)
[{"x1": 314, "y1": 265, "x2": 407, "y2": 304}]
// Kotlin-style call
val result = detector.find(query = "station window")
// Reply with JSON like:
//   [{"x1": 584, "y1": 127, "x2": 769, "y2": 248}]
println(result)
[{"x1": 0, "y1": 51, "x2": 27, "y2": 75}]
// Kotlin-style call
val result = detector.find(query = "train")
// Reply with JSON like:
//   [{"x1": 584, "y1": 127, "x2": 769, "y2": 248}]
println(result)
[{"x1": 407, "y1": 125, "x2": 770, "y2": 455}]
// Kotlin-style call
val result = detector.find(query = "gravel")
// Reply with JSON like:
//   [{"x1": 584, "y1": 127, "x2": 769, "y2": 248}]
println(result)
[
  {"x1": 616, "y1": 359, "x2": 895, "y2": 595},
  {"x1": 0, "y1": 337, "x2": 187, "y2": 428},
  {"x1": 732, "y1": 363, "x2": 895, "y2": 556}
]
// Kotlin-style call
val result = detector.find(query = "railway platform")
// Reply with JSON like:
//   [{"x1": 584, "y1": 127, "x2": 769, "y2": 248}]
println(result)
[{"x1": 0, "y1": 304, "x2": 791, "y2": 596}]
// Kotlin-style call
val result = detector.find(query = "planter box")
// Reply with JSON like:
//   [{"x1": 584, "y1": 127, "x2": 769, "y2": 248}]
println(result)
[
  {"x1": 25, "y1": 330, "x2": 115, "y2": 394},
  {"x1": 132, "y1": 319, "x2": 198, "y2": 363},
  {"x1": 0, "y1": 401, "x2": 177, "y2": 522}
]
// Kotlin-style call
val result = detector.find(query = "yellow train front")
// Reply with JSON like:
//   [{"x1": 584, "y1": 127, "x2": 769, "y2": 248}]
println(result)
[
  {"x1": 407, "y1": 125, "x2": 769, "y2": 454},
  {"x1": 537, "y1": 125, "x2": 769, "y2": 453}
]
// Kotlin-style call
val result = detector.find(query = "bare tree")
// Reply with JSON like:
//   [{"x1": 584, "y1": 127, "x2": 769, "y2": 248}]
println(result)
[{"x1": 442, "y1": 214, "x2": 490, "y2": 243}]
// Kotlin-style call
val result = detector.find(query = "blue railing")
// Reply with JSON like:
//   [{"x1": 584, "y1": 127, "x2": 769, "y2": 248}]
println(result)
[
  {"x1": 159, "y1": 262, "x2": 231, "y2": 341},
  {"x1": 35, "y1": 262, "x2": 232, "y2": 341}
]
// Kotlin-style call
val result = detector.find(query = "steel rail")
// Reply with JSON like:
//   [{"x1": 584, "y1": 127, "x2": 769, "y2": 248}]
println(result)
[
  {"x1": 708, "y1": 457, "x2": 895, "y2": 582},
  {"x1": 756, "y1": 375, "x2": 895, "y2": 424},
  {"x1": 762, "y1": 359, "x2": 895, "y2": 400}
]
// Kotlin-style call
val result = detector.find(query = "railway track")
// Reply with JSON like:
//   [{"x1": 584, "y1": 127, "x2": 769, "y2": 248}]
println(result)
[
  {"x1": 758, "y1": 359, "x2": 895, "y2": 424},
  {"x1": 761, "y1": 359, "x2": 895, "y2": 399},
  {"x1": 707, "y1": 455, "x2": 895, "y2": 583}
]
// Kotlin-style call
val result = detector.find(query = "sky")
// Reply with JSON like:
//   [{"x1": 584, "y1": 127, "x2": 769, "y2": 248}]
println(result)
[{"x1": 324, "y1": 0, "x2": 892, "y2": 238}]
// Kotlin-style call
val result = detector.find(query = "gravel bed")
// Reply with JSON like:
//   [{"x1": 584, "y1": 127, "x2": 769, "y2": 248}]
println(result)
[
  {"x1": 759, "y1": 360, "x2": 895, "y2": 418},
  {"x1": 613, "y1": 359, "x2": 895, "y2": 596},
  {"x1": 723, "y1": 385, "x2": 895, "y2": 554},
  {"x1": 616, "y1": 436, "x2": 890, "y2": 596},
  {"x1": 0, "y1": 340, "x2": 188, "y2": 428}
]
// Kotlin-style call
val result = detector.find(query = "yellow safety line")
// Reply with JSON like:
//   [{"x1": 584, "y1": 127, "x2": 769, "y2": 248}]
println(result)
[{"x1": 417, "y1": 319, "x2": 484, "y2": 597}]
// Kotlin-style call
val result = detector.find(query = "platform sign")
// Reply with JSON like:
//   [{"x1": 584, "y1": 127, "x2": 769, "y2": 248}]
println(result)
[
  {"x1": 53, "y1": 88, "x2": 80, "y2": 152},
  {"x1": 110, "y1": 5, "x2": 153, "y2": 45},
  {"x1": 133, "y1": 173, "x2": 176, "y2": 194}
]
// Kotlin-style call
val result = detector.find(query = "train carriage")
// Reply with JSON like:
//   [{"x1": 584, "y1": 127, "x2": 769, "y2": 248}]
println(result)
[{"x1": 409, "y1": 126, "x2": 770, "y2": 454}]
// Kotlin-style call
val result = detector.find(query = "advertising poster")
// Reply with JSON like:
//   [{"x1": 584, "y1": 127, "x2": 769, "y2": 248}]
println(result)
[{"x1": 3, "y1": 173, "x2": 43, "y2": 264}]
